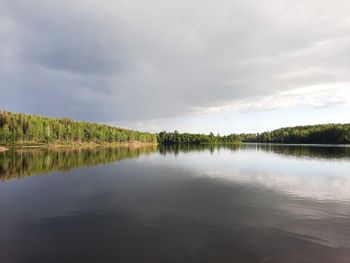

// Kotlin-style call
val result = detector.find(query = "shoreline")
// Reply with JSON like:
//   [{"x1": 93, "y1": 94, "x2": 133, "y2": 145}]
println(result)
[
  {"x1": 0, "y1": 141, "x2": 157, "y2": 151},
  {"x1": 0, "y1": 146, "x2": 9, "y2": 152},
  {"x1": 2, "y1": 141, "x2": 349, "y2": 153}
]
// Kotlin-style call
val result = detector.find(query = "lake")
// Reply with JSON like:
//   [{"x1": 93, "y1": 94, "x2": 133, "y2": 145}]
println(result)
[{"x1": 1, "y1": 144, "x2": 350, "y2": 263}]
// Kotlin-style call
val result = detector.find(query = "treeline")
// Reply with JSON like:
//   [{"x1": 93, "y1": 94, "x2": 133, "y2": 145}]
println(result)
[
  {"x1": 0, "y1": 111, "x2": 157, "y2": 145},
  {"x1": 157, "y1": 131, "x2": 241, "y2": 144},
  {"x1": 246, "y1": 124, "x2": 350, "y2": 144},
  {"x1": 1, "y1": 111, "x2": 349, "y2": 146},
  {"x1": 157, "y1": 124, "x2": 350, "y2": 145}
]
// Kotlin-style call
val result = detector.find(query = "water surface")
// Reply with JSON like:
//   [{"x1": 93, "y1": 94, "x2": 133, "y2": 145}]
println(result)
[{"x1": 1, "y1": 144, "x2": 350, "y2": 262}]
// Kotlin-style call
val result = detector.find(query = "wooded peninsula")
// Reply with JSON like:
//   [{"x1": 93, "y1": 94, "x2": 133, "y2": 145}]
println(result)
[{"x1": 0, "y1": 111, "x2": 349, "y2": 149}]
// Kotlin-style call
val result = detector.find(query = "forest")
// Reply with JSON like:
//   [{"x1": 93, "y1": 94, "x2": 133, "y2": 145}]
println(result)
[
  {"x1": 0, "y1": 111, "x2": 349, "y2": 146},
  {"x1": 157, "y1": 131, "x2": 241, "y2": 144},
  {"x1": 157, "y1": 124, "x2": 350, "y2": 145},
  {"x1": 0, "y1": 111, "x2": 157, "y2": 145},
  {"x1": 249, "y1": 124, "x2": 350, "y2": 144}
]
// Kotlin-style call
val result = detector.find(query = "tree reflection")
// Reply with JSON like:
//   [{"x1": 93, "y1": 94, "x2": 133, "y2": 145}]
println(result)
[{"x1": 0, "y1": 146, "x2": 156, "y2": 181}]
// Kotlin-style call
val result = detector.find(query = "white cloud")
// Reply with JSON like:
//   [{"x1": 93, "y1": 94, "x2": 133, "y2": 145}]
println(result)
[{"x1": 199, "y1": 83, "x2": 350, "y2": 114}]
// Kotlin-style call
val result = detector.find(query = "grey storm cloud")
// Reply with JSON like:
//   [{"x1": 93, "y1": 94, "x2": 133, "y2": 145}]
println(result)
[{"x1": 1, "y1": 0, "x2": 350, "y2": 122}]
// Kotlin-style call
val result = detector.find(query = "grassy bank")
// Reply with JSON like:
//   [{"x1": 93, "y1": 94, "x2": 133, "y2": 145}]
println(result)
[{"x1": 0, "y1": 140, "x2": 157, "y2": 151}]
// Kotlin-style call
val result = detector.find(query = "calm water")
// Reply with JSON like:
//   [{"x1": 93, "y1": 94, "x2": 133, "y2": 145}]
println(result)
[{"x1": 1, "y1": 144, "x2": 350, "y2": 263}]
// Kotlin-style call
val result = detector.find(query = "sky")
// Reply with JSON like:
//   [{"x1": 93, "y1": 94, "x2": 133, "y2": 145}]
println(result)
[{"x1": 1, "y1": 0, "x2": 349, "y2": 134}]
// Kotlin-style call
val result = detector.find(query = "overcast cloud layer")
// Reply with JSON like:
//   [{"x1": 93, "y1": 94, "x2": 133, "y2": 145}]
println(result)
[{"x1": 1, "y1": 0, "x2": 350, "y2": 131}]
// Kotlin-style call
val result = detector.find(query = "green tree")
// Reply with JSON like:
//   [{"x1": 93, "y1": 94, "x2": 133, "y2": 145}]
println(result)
[{"x1": 0, "y1": 124, "x2": 11, "y2": 144}]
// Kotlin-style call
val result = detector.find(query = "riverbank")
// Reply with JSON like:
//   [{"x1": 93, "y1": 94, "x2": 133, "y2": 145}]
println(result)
[
  {"x1": 0, "y1": 146, "x2": 9, "y2": 152},
  {"x1": 0, "y1": 141, "x2": 156, "y2": 151}
]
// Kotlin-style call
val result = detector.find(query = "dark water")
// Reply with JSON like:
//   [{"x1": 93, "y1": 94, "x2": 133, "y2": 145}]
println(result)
[{"x1": 1, "y1": 144, "x2": 350, "y2": 263}]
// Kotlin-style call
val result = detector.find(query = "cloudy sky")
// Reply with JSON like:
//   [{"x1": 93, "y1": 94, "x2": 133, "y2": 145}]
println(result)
[{"x1": 1, "y1": 0, "x2": 349, "y2": 134}]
